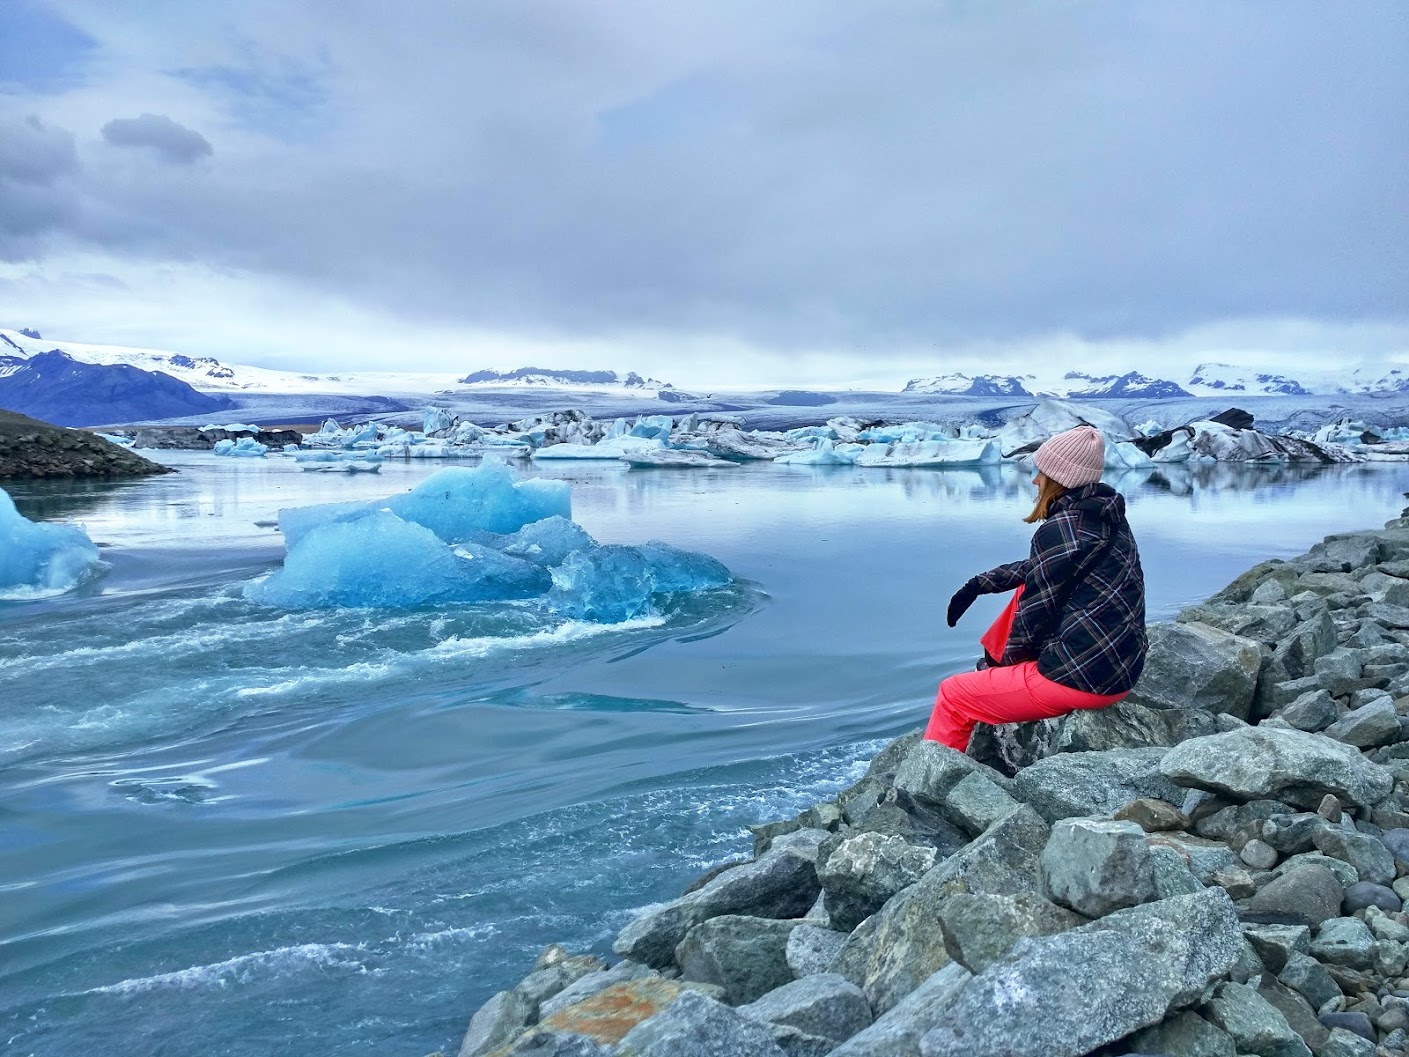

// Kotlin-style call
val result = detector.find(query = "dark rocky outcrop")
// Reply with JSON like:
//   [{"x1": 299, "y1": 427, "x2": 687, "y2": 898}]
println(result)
[{"x1": 0, "y1": 410, "x2": 174, "y2": 479}]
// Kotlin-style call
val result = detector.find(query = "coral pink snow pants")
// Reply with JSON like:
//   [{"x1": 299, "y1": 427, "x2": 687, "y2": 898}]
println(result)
[{"x1": 925, "y1": 588, "x2": 1126, "y2": 753}]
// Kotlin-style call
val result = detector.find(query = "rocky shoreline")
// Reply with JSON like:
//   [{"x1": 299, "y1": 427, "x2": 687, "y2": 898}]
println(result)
[
  {"x1": 0, "y1": 410, "x2": 174, "y2": 479},
  {"x1": 451, "y1": 513, "x2": 1409, "y2": 1057}
]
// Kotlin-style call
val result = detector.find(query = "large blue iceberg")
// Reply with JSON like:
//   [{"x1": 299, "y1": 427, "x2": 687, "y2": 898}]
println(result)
[
  {"x1": 247, "y1": 463, "x2": 732, "y2": 617},
  {"x1": 0, "y1": 488, "x2": 105, "y2": 599}
]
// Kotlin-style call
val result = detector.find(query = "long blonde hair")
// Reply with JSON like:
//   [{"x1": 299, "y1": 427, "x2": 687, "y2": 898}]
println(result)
[{"x1": 1025, "y1": 473, "x2": 1068, "y2": 523}]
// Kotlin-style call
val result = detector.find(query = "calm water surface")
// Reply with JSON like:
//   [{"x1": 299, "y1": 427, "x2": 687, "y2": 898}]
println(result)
[{"x1": 2, "y1": 454, "x2": 1406, "y2": 1056}]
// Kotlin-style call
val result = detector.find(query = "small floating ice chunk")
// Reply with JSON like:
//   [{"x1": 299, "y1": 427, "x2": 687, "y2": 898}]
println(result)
[
  {"x1": 550, "y1": 542, "x2": 732, "y2": 622},
  {"x1": 774, "y1": 438, "x2": 861, "y2": 465},
  {"x1": 0, "y1": 489, "x2": 105, "y2": 599},
  {"x1": 245, "y1": 511, "x2": 550, "y2": 608},
  {"x1": 213, "y1": 437, "x2": 268, "y2": 457},
  {"x1": 621, "y1": 449, "x2": 735, "y2": 468}
]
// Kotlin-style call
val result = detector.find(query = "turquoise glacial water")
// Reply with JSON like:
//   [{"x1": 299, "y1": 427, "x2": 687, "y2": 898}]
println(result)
[{"x1": 2, "y1": 454, "x2": 1408, "y2": 1055}]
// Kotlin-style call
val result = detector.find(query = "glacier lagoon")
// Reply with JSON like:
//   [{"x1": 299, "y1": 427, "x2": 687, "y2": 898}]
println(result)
[{"x1": 4, "y1": 453, "x2": 1409, "y2": 1056}]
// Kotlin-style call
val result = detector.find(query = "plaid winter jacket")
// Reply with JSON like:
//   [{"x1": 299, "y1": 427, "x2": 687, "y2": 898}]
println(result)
[{"x1": 969, "y1": 483, "x2": 1147, "y2": 695}]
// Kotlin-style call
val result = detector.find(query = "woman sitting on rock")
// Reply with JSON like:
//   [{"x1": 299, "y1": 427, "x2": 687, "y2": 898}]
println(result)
[{"x1": 929, "y1": 424, "x2": 1148, "y2": 752}]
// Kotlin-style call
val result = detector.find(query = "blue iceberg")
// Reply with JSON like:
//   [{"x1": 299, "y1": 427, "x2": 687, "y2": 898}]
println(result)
[
  {"x1": 213, "y1": 437, "x2": 268, "y2": 457},
  {"x1": 0, "y1": 488, "x2": 105, "y2": 599},
  {"x1": 279, "y1": 462, "x2": 572, "y2": 548},
  {"x1": 245, "y1": 511, "x2": 550, "y2": 608},
  {"x1": 247, "y1": 464, "x2": 733, "y2": 618}
]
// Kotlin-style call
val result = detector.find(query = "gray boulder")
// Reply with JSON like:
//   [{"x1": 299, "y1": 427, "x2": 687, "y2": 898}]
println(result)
[
  {"x1": 1274, "y1": 851, "x2": 1359, "y2": 887},
  {"x1": 935, "y1": 892, "x2": 1083, "y2": 973},
  {"x1": 832, "y1": 806, "x2": 1048, "y2": 1013},
  {"x1": 1309, "y1": 917, "x2": 1376, "y2": 970},
  {"x1": 1323, "y1": 698, "x2": 1402, "y2": 749},
  {"x1": 891, "y1": 740, "x2": 992, "y2": 807},
  {"x1": 1342, "y1": 880, "x2": 1401, "y2": 914},
  {"x1": 1127, "y1": 621, "x2": 1263, "y2": 719},
  {"x1": 1130, "y1": 1011, "x2": 1237, "y2": 1057},
  {"x1": 675, "y1": 916, "x2": 798, "y2": 1005},
  {"x1": 1245, "y1": 864, "x2": 1345, "y2": 927},
  {"x1": 460, "y1": 990, "x2": 534, "y2": 1057},
  {"x1": 826, "y1": 963, "x2": 971, "y2": 1057},
  {"x1": 1114, "y1": 797, "x2": 1188, "y2": 832},
  {"x1": 736, "y1": 974, "x2": 872, "y2": 1046},
  {"x1": 1013, "y1": 747, "x2": 1184, "y2": 822},
  {"x1": 817, "y1": 833, "x2": 937, "y2": 932},
  {"x1": 785, "y1": 925, "x2": 847, "y2": 979},
  {"x1": 1243, "y1": 924, "x2": 1310, "y2": 974},
  {"x1": 1149, "y1": 844, "x2": 1206, "y2": 898},
  {"x1": 1056, "y1": 700, "x2": 1227, "y2": 752},
  {"x1": 1200, "y1": 981, "x2": 1312, "y2": 1057},
  {"x1": 489, "y1": 1030, "x2": 613, "y2": 1056},
  {"x1": 1158, "y1": 726, "x2": 1394, "y2": 809},
  {"x1": 942, "y1": 771, "x2": 1019, "y2": 835},
  {"x1": 1276, "y1": 689, "x2": 1340, "y2": 733},
  {"x1": 614, "y1": 847, "x2": 820, "y2": 967},
  {"x1": 1279, "y1": 951, "x2": 1343, "y2": 1009},
  {"x1": 966, "y1": 716, "x2": 1064, "y2": 777},
  {"x1": 1040, "y1": 818, "x2": 1157, "y2": 918},
  {"x1": 1256, "y1": 611, "x2": 1340, "y2": 714},
  {"x1": 916, "y1": 889, "x2": 1243, "y2": 1057},
  {"x1": 538, "y1": 961, "x2": 656, "y2": 1020},
  {"x1": 616, "y1": 990, "x2": 787, "y2": 1057},
  {"x1": 1177, "y1": 602, "x2": 1299, "y2": 645},
  {"x1": 1312, "y1": 826, "x2": 1396, "y2": 886},
  {"x1": 1320, "y1": 1028, "x2": 1377, "y2": 1057}
]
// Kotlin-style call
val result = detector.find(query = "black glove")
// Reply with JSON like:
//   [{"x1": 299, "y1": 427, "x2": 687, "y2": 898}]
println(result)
[{"x1": 946, "y1": 579, "x2": 980, "y2": 627}]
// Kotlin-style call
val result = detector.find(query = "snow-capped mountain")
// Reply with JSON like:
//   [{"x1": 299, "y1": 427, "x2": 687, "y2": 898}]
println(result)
[
  {"x1": 1061, "y1": 372, "x2": 1192, "y2": 399},
  {"x1": 1186, "y1": 363, "x2": 1310, "y2": 397},
  {"x1": 0, "y1": 349, "x2": 234, "y2": 426},
  {"x1": 0, "y1": 329, "x2": 462, "y2": 396},
  {"x1": 458, "y1": 367, "x2": 672, "y2": 390},
  {"x1": 902, "y1": 373, "x2": 1035, "y2": 397}
]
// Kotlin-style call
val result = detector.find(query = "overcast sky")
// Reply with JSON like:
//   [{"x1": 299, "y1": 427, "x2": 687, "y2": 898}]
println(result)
[{"x1": 0, "y1": 1, "x2": 1405, "y2": 388}]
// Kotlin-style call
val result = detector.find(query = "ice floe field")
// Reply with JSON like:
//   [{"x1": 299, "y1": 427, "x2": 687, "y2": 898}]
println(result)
[{"x1": 6, "y1": 450, "x2": 1409, "y2": 1055}]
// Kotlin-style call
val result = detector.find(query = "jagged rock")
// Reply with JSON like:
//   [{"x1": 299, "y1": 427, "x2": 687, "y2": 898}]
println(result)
[
  {"x1": 1257, "y1": 612, "x2": 1341, "y2": 714},
  {"x1": 1312, "y1": 827, "x2": 1395, "y2": 886},
  {"x1": 1013, "y1": 747, "x2": 1184, "y2": 822},
  {"x1": 613, "y1": 847, "x2": 820, "y2": 967},
  {"x1": 615, "y1": 990, "x2": 786, "y2": 1056},
  {"x1": 1319, "y1": 1027, "x2": 1376, "y2": 1057},
  {"x1": 736, "y1": 974, "x2": 872, "y2": 1045},
  {"x1": 1244, "y1": 924, "x2": 1310, "y2": 974},
  {"x1": 832, "y1": 806, "x2": 1048, "y2": 1013},
  {"x1": 1159, "y1": 726, "x2": 1394, "y2": 809},
  {"x1": 1279, "y1": 951, "x2": 1343, "y2": 1009},
  {"x1": 535, "y1": 978, "x2": 727, "y2": 1048},
  {"x1": 935, "y1": 892, "x2": 1083, "y2": 973},
  {"x1": 818, "y1": 832, "x2": 937, "y2": 932},
  {"x1": 763, "y1": 1024, "x2": 835, "y2": 1057},
  {"x1": 1319, "y1": 1011, "x2": 1377, "y2": 1043},
  {"x1": 1382, "y1": 827, "x2": 1409, "y2": 867},
  {"x1": 1041, "y1": 818, "x2": 1157, "y2": 917},
  {"x1": 966, "y1": 716, "x2": 1064, "y2": 777},
  {"x1": 1245, "y1": 864, "x2": 1345, "y2": 927},
  {"x1": 1130, "y1": 1010, "x2": 1237, "y2": 1057},
  {"x1": 1115, "y1": 797, "x2": 1188, "y2": 832},
  {"x1": 539, "y1": 962, "x2": 656, "y2": 1021},
  {"x1": 941, "y1": 771, "x2": 1019, "y2": 835},
  {"x1": 1056, "y1": 700, "x2": 1228, "y2": 752},
  {"x1": 1276, "y1": 689, "x2": 1340, "y2": 733},
  {"x1": 461, "y1": 990, "x2": 534, "y2": 1057},
  {"x1": 1127, "y1": 621, "x2": 1263, "y2": 719},
  {"x1": 1178, "y1": 603, "x2": 1300, "y2": 646},
  {"x1": 825, "y1": 963, "x2": 972, "y2": 1057},
  {"x1": 784, "y1": 925, "x2": 847, "y2": 978},
  {"x1": 916, "y1": 890, "x2": 1243, "y2": 1057},
  {"x1": 1254, "y1": 976, "x2": 1331, "y2": 1052},
  {"x1": 675, "y1": 916, "x2": 798, "y2": 1005},
  {"x1": 891, "y1": 741, "x2": 996, "y2": 807},
  {"x1": 1310, "y1": 918, "x2": 1376, "y2": 970},
  {"x1": 1200, "y1": 981, "x2": 1313, "y2": 1057},
  {"x1": 1309, "y1": 533, "x2": 1383, "y2": 573},
  {"x1": 1150, "y1": 844, "x2": 1206, "y2": 897},
  {"x1": 1147, "y1": 832, "x2": 1242, "y2": 883},
  {"x1": 510, "y1": 957, "x2": 610, "y2": 1022},
  {"x1": 1323, "y1": 699, "x2": 1402, "y2": 749}
]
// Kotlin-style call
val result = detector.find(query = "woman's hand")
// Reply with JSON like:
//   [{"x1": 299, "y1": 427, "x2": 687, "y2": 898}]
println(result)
[{"x1": 946, "y1": 579, "x2": 980, "y2": 627}]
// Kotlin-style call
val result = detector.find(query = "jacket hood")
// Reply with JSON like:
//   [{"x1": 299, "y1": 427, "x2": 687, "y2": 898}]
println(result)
[{"x1": 1053, "y1": 482, "x2": 1128, "y2": 526}]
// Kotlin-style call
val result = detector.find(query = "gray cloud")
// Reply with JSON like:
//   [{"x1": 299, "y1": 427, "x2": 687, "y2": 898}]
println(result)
[
  {"x1": 0, "y1": 116, "x2": 79, "y2": 259},
  {"x1": 11, "y1": 1, "x2": 1409, "y2": 368},
  {"x1": 101, "y1": 113, "x2": 212, "y2": 164}
]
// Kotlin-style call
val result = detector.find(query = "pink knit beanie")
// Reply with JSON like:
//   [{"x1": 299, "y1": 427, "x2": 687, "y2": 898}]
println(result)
[{"x1": 1034, "y1": 425, "x2": 1105, "y2": 487}]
